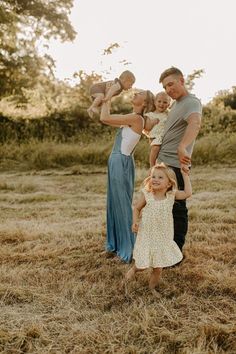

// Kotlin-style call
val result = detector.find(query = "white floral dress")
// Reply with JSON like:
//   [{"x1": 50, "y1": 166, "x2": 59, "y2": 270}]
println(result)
[{"x1": 133, "y1": 189, "x2": 183, "y2": 268}]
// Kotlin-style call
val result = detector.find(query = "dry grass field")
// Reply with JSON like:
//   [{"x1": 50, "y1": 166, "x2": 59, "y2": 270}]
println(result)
[{"x1": 0, "y1": 165, "x2": 235, "y2": 354}]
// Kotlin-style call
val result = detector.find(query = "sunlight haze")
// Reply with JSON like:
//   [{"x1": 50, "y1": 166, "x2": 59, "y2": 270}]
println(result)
[{"x1": 48, "y1": 0, "x2": 236, "y2": 104}]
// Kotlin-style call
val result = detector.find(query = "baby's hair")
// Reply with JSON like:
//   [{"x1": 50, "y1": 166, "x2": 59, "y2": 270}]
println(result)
[
  {"x1": 143, "y1": 163, "x2": 177, "y2": 192},
  {"x1": 159, "y1": 67, "x2": 183, "y2": 83},
  {"x1": 119, "y1": 70, "x2": 136, "y2": 82}
]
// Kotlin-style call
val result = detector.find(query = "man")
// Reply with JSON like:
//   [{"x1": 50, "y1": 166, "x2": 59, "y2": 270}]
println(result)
[{"x1": 157, "y1": 67, "x2": 202, "y2": 251}]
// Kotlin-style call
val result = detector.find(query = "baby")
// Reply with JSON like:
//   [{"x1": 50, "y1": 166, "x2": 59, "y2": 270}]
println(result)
[
  {"x1": 143, "y1": 92, "x2": 171, "y2": 167},
  {"x1": 87, "y1": 70, "x2": 136, "y2": 118}
]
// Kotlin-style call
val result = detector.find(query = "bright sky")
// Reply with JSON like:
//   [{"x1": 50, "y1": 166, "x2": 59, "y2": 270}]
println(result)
[{"x1": 48, "y1": 0, "x2": 236, "y2": 104}]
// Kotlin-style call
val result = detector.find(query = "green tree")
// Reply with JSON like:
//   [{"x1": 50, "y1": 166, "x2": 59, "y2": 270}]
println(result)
[
  {"x1": 0, "y1": 0, "x2": 76, "y2": 96},
  {"x1": 212, "y1": 87, "x2": 236, "y2": 110}
]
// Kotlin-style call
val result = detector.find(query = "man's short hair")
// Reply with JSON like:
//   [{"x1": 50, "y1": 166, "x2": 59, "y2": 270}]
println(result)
[{"x1": 159, "y1": 67, "x2": 183, "y2": 83}]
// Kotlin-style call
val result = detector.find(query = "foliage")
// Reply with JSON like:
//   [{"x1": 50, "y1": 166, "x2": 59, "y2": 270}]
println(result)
[
  {"x1": 0, "y1": 0, "x2": 76, "y2": 96},
  {"x1": 192, "y1": 132, "x2": 236, "y2": 165},
  {"x1": 0, "y1": 131, "x2": 235, "y2": 171},
  {"x1": 200, "y1": 103, "x2": 236, "y2": 137},
  {"x1": 211, "y1": 86, "x2": 236, "y2": 110},
  {"x1": 185, "y1": 69, "x2": 205, "y2": 91},
  {"x1": 73, "y1": 70, "x2": 103, "y2": 109}
]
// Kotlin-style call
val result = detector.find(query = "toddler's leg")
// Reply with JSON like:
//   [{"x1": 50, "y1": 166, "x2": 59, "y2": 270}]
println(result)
[
  {"x1": 125, "y1": 265, "x2": 139, "y2": 281},
  {"x1": 149, "y1": 144, "x2": 161, "y2": 167},
  {"x1": 87, "y1": 93, "x2": 104, "y2": 117},
  {"x1": 149, "y1": 267, "x2": 162, "y2": 291},
  {"x1": 120, "y1": 265, "x2": 142, "y2": 293}
]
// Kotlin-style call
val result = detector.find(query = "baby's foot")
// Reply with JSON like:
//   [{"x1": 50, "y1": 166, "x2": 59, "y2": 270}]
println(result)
[
  {"x1": 91, "y1": 107, "x2": 100, "y2": 115},
  {"x1": 87, "y1": 108, "x2": 94, "y2": 118}
]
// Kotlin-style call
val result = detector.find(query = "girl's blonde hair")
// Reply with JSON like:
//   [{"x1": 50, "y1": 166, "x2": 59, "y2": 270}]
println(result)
[{"x1": 143, "y1": 163, "x2": 178, "y2": 193}]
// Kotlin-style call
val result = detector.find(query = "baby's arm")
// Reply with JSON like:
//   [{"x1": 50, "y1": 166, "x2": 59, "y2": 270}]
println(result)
[
  {"x1": 175, "y1": 170, "x2": 192, "y2": 200},
  {"x1": 132, "y1": 192, "x2": 146, "y2": 233},
  {"x1": 103, "y1": 81, "x2": 121, "y2": 102}
]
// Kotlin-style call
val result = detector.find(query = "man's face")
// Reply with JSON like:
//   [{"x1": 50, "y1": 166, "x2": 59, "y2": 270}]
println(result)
[{"x1": 162, "y1": 74, "x2": 185, "y2": 100}]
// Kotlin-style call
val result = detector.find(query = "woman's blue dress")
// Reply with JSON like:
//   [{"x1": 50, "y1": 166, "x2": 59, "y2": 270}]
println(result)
[{"x1": 106, "y1": 125, "x2": 142, "y2": 263}]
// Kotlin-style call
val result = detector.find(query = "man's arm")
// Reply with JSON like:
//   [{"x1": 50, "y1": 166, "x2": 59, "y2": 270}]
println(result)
[{"x1": 178, "y1": 112, "x2": 201, "y2": 169}]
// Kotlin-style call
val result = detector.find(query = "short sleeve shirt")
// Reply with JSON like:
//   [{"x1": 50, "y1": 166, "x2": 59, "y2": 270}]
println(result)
[{"x1": 158, "y1": 94, "x2": 202, "y2": 168}]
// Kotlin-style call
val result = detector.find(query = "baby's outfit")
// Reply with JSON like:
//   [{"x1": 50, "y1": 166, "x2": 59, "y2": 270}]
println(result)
[
  {"x1": 145, "y1": 112, "x2": 168, "y2": 146},
  {"x1": 133, "y1": 188, "x2": 183, "y2": 268},
  {"x1": 89, "y1": 78, "x2": 123, "y2": 99}
]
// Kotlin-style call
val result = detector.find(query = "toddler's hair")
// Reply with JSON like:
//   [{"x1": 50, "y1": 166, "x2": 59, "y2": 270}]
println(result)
[
  {"x1": 119, "y1": 70, "x2": 136, "y2": 82},
  {"x1": 155, "y1": 91, "x2": 171, "y2": 103},
  {"x1": 143, "y1": 163, "x2": 177, "y2": 192}
]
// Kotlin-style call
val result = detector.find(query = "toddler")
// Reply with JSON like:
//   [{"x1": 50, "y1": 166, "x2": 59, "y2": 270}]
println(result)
[
  {"x1": 87, "y1": 70, "x2": 136, "y2": 118},
  {"x1": 123, "y1": 163, "x2": 192, "y2": 295},
  {"x1": 143, "y1": 92, "x2": 171, "y2": 167}
]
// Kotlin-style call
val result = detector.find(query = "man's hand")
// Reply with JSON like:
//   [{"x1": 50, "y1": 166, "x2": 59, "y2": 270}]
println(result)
[{"x1": 178, "y1": 145, "x2": 191, "y2": 165}]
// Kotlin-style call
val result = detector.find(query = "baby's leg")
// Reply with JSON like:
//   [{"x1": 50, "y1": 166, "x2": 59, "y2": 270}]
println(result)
[
  {"x1": 87, "y1": 93, "x2": 104, "y2": 117},
  {"x1": 149, "y1": 144, "x2": 161, "y2": 167},
  {"x1": 149, "y1": 267, "x2": 162, "y2": 291},
  {"x1": 88, "y1": 93, "x2": 104, "y2": 113}
]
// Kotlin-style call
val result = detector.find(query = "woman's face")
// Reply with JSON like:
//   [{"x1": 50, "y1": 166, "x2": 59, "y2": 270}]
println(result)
[{"x1": 132, "y1": 90, "x2": 147, "y2": 106}]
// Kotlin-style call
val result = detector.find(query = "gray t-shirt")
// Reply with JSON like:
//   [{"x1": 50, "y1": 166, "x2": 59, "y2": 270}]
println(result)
[{"x1": 158, "y1": 94, "x2": 202, "y2": 168}]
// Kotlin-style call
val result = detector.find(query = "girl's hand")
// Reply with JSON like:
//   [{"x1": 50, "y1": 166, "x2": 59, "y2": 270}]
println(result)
[
  {"x1": 132, "y1": 223, "x2": 139, "y2": 233},
  {"x1": 181, "y1": 167, "x2": 190, "y2": 176}
]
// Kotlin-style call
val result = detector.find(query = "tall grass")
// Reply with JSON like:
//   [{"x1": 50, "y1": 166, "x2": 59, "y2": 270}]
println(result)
[
  {"x1": 0, "y1": 132, "x2": 235, "y2": 170},
  {"x1": 192, "y1": 132, "x2": 236, "y2": 165}
]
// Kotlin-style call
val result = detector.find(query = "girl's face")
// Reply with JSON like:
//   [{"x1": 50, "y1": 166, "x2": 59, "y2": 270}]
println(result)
[
  {"x1": 151, "y1": 168, "x2": 171, "y2": 192},
  {"x1": 155, "y1": 94, "x2": 170, "y2": 113}
]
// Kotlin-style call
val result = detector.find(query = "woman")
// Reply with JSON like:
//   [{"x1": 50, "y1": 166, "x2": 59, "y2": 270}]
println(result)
[{"x1": 100, "y1": 90, "x2": 155, "y2": 263}]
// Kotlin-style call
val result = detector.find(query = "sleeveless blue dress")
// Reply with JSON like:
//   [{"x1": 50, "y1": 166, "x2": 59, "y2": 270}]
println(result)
[{"x1": 106, "y1": 123, "x2": 143, "y2": 263}]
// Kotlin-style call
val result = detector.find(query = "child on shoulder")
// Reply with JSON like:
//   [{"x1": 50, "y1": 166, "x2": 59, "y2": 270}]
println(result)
[
  {"x1": 143, "y1": 92, "x2": 171, "y2": 167},
  {"x1": 87, "y1": 70, "x2": 136, "y2": 118},
  {"x1": 123, "y1": 162, "x2": 192, "y2": 296}
]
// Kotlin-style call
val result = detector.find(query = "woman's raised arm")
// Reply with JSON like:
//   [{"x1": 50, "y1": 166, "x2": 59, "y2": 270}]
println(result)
[{"x1": 100, "y1": 101, "x2": 140, "y2": 127}]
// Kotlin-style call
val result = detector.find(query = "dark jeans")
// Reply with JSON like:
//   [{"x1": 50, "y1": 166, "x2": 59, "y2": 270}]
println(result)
[{"x1": 171, "y1": 167, "x2": 188, "y2": 251}]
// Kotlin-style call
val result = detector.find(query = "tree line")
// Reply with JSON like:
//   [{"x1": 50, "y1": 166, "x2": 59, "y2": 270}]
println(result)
[{"x1": 0, "y1": 1, "x2": 235, "y2": 143}]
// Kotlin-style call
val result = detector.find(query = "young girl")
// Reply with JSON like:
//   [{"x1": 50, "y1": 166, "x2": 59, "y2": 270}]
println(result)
[
  {"x1": 143, "y1": 92, "x2": 171, "y2": 167},
  {"x1": 124, "y1": 163, "x2": 192, "y2": 294}
]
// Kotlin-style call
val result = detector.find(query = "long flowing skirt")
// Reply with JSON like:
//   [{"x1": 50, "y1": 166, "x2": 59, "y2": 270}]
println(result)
[{"x1": 106, "y1": 153, "x2": 135, "y2": 263}]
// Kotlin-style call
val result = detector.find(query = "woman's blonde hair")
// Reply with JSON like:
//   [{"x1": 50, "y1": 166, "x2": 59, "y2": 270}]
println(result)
[
  {"x1": 143, "y1": 90, "x2": 155, "y2": 115},
  {"x1": 143, "y1": 163, "x2": 178, "y2": 192}
]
